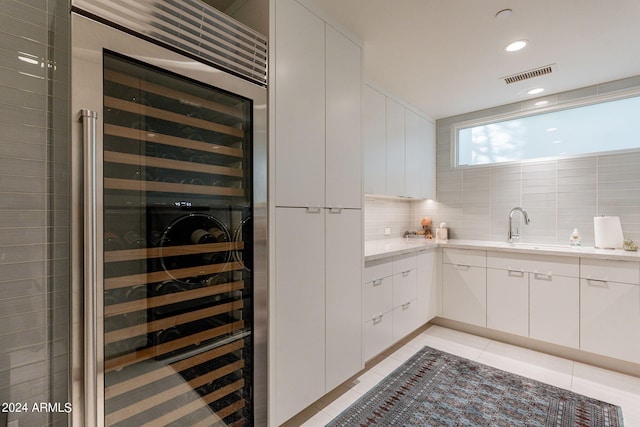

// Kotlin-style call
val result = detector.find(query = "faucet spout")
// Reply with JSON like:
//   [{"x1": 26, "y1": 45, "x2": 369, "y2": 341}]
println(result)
[{"x1": 508, "y1": 207, "x2": 531, "y2": 243}]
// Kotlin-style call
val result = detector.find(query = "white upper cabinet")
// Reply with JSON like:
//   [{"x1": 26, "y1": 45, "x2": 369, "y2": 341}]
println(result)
[
  {"x1": 274, "y1": 0, "x2": 325, "y2": 207},
  {"x1": 275, "y1": 3, "x2": 362, "y2": 209},
  {"x1": 363, "y1": 85, "x2": 386, "y2": 195},
  {"x1": 325, "y1": 25, "x2": 362, "y2": 209},
  {"x1": 363, "y1": 85, "x2": 435, "y2": 199},
  {"x1": 385, "y1": 97, "x2": 405, "y2": 196}
]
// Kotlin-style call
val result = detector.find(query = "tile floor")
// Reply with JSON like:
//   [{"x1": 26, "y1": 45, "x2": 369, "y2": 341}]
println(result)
[{"x1": 297, "y1": 325, "x2": 640, "y2": 426}]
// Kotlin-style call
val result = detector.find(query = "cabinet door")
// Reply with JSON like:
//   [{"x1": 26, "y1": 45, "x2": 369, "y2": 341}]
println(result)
[
  {"x1": 405, "y1": 109, "x2": 427, "y2": 199},
  {"x1": 274, "y1": 0, "x2": 325, "y2": 208},
  {"x1": 363, "y1": 312, "x2": 393, "y2": 362},
  {"x1": 393, "y1": 301, "x2": 417, "y2": 342},
  {"x1": 417, "y1": 249, "x2": 438, "y2": 323},
  {"x1": 420, "y1": 119, "x2": 436, "y2": 199},
  {"x1": 363, "y1": 85, "x2": 386, "y2": 195},
  {"x1": 442, "y1": 263, "x2": 487, "y2": 327},
  {"x1": 326, "y1": 208, "x2": 363, "y2": 390},
  {"x1": 385, "y1": 97, "x2": 405, "y2": 196},
  {"x1": 581, "y1": 279, "x2": 640, "y2": 363},
  {"x1": 275, "y1": 207, "x2": 325, "y2": 423},
  {"x1": 363, "y1": 276, "x2": 393, "y2": 321},
  {"x1": 487, "y1": 269, "x2": 528, "y2": 336},
  {"x1": 393, "y1": 269, "x2": 417, "y2": 308},
  {"x1": 530, "y1": 274, "x2": 579, "y2": 348},
  {"x1": 325, "y1": 25, "x2": 362, "y2": 209}
]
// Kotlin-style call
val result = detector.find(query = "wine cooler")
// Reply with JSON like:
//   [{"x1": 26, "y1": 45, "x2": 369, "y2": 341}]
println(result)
[{"x1": 70, "y1": 4, "x2": 267, "y2": 426}]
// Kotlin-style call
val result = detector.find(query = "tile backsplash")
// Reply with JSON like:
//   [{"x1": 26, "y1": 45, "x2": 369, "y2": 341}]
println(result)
[{"x1": 367, "y1": 74, "x2": 640, "y2": 246}]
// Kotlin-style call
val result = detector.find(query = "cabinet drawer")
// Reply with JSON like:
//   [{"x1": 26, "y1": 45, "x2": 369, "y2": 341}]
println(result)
[
  {"x1": 364, "y1": 257, "x2": 393, "y2": 283},
  {"x1": 392, "y1": 253, "x2": 417, "y2": 274},
  {"x1": 363, "y1": 312, "x2": 393, "y2": 361},
  {"x1": 443, "y1": 248, "x2": 486, "y2": 268},
  {"x1": 393, "y1": 269, "x2": 417, "y2": 307},
  {"x1": 580, "y1": 258, "x2": 640, "y2": 284},
  {"x1": 392, "y1": 302, "x2": 418, "y2": 342},
  {"x1": 487, "y1": 251, "x2": 578, "y2": 277},
  {"x1": 363, "y1": 276, "x2": 393, "y2": 321}
]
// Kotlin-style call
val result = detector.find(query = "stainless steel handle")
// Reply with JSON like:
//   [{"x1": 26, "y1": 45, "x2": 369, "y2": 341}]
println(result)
[
  {"x1": 81, "y1": 109, "x2": 100, "y2": 427},
  {"x1": 586, "y1": 278, "x2": 609, "y2": 287},
  {"x1": 306, "y1": 206, "x2": 322, "y2": 214},
  {"x1": 402, "y1": 301, "x2": 411, "y2": 309},
  {"x1": 328, "y1": 207, "x2": 343, "y2": 214},
  {"x1": 372, "y1": 314, "x2": 383, "y2": 324},
  {"x1": 372, "y1": 278, "x2": 383, "y2": 286},
  {"x1": 455, "y1": 264, "x2": 471, "y2": 271}
]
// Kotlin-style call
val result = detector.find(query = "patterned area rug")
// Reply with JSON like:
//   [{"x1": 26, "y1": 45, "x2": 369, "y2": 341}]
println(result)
[{"x1": 327, "y1": 346, "x2": 624, "y2": 427}]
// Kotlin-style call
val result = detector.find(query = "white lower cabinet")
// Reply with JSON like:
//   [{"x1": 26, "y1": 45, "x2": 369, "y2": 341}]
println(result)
[
  {"x1": 442, "y1": 248, "x2": 487, "y2": 327},
  {"x1": 363, "y1": 249, "x2": 435, "y2": 361},
  {"x1": 486, "y1": 268, "x2": 528, "y2": 336},
  {"x1": 485, "y1": 251, "x2": 579, "y2": 348},
  {"x1": 580, "y1": 258, "x2": 640, "y2": 363},
  {"x1": 363, "y1": 312, "x2": 393, "y2": 361},
  {"x1": 326, "y1": 208, "x2": 363, "y2": 390},
  {"x1": 275, "y1": 207, "x2": 325, "y2": 422},
  {"x1": 530, "y1": 273, "x2": 579, "y2": 348},
  {"x1": 416, "y1": 249, "x2": 438, "y2": 324},
  {"x1": 275, "y1": 207, "x2": 362, "y2": 423}
]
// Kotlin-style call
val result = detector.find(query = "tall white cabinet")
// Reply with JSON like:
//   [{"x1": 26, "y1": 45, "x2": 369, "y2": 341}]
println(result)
[{"x1": 272, "y1": 0, "x2": 363, "y2": 424}]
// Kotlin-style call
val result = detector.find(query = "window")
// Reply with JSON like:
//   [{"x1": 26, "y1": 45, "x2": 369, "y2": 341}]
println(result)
[{"x1": 455, "y1": 94, "x2": 640, "y2": 167}]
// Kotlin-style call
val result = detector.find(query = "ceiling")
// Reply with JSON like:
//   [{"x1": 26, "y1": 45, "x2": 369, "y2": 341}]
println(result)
[{"x1": 305, "y1": 0, "x2": 640, "y2": 119}]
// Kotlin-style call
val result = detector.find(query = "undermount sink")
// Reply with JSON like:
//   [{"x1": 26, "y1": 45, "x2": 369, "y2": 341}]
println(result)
[{"x1": 496, "y1": 242, "x2": 574, "y2": 250}]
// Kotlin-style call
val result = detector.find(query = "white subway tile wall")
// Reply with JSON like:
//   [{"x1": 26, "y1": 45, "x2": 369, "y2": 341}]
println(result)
[{"x1": 0, "y1": 1, "x2": 70, "y2": 426}]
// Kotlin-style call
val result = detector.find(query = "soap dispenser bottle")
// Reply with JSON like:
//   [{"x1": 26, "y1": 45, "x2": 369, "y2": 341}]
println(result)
[{"x1": 570, "y1": 228, "x2": 581, "y2": 246}]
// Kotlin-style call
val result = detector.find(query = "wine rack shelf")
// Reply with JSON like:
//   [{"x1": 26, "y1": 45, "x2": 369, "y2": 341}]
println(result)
[{"x1": 102, "y1": 53, "x2": 252, "y2": 426}]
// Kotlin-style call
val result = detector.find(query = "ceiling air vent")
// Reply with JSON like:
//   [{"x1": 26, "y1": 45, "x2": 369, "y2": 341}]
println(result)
[{"x1": 502, "y1": 64, "x2": 555, "y2": 85}]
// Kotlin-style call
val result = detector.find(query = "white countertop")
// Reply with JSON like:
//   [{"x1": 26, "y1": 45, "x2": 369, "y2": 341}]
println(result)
[{"x1": 365, "y1": 238, "x2": 640, "y2": 262}]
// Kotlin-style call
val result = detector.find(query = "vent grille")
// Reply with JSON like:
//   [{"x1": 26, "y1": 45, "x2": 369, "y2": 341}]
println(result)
[
  {"x1": 72, "y1": 0, "x2": 268, "y2": 86},
  {"x1": 502, "y1": 64, "x2": 555, "y2": 85}
]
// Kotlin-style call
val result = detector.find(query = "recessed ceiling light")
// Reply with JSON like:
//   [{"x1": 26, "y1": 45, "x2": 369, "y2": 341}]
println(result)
[
  {"x1": 505, "y1": 40, "x2": 527, "y2": 52},
  {"x1": 527, "y1": 88, "x2": 544, "y2": 95},
  {"x1": 546, "y1": 127, "x2": 557, "y2": 132}
]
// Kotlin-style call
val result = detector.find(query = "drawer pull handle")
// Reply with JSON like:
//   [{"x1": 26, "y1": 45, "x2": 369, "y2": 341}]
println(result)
[
  {"x1": 533, "y1": 270, "x2": 553, "y2": 279},
  {"x1": 305, "y1": 206, "x2": 322, "y2": 214},
  {"x1": 372, "y1": 314, "x2": 383, "y2": 324},
  {"x1": 402, "y1": 302, "x2": 411, "y2": 309},
  {"x1": 455, "y1": 264, "x2": 471, "y2": 271},
  {"x1": 328, "y1": 207, "x2": 342, "y2": 214},
  {"x1": 586, "y1": 278, "x2": 609, "y2": 287},
  {"x1": 372, "y1": 279, "x2": 383, "y2": 286},
  {"x1": 402, "y1": 270, "x2": 411, "y2": 277}
]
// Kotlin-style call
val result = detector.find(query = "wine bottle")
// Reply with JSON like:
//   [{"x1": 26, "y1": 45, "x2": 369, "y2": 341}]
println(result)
[
  {"x1": 123, "y1": 230, "x2": 147, "y2": 248},
  {"x1": 104, "y1": 231, "x2": 125, "y2": 251},
  {"x1": 155, "y1": 327, "x2": 181, "y2": 344},
  {"x1": 191, "y1": 228, "x2": 216, "y2": 244},
  {"x1": 207, "y1": 227, "x2": 229, "y2": 242}
]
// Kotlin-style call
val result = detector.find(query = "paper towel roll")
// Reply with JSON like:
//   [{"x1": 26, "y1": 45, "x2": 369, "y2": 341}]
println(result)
[{"x1": 594, "y1": 216, "x2": 624, "y2": 249}]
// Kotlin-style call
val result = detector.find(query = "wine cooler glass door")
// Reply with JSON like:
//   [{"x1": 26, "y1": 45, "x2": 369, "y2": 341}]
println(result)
[{"x1": 71, "y1": 12, "x2": 266, "y2": 427}]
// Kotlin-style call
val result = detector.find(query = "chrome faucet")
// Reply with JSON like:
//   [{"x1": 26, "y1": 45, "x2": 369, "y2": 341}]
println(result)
[{"x1": 508, "y1": 207, "x2": 531, "y2": 243}]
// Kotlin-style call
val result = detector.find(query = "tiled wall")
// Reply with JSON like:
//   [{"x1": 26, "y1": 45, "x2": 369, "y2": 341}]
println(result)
[
  {"x1": 367, "y1": 79, "x2": 640, "y2": 246},
  {"x1": 413, "y1": 75, "x2": 640, "y2": 246},
  {"x1": 0, "y1": 1, "x2": 70, "y2": 426}
]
